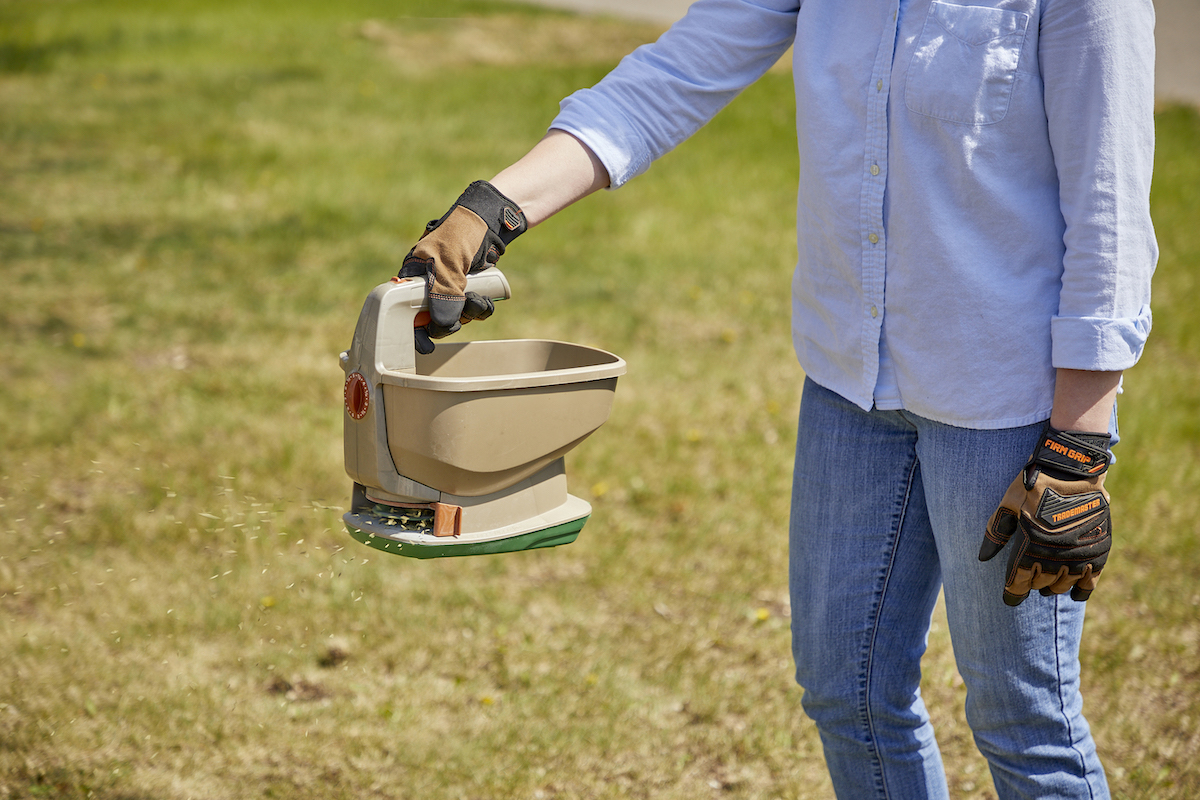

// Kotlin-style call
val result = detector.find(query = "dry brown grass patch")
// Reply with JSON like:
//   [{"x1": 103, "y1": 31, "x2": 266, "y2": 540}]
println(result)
[{"x1": 356, "y1": 14, "x2": 666, "y2": 72}]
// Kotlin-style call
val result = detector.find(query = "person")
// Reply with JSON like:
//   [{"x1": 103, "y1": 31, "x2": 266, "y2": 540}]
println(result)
[{"x1": 397, "y1": 1, "x2": 1157, "y2": 797}]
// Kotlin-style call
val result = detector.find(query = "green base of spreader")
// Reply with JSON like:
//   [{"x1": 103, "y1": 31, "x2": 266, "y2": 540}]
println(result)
[{"x1": 344, "y1": 515, "x2": 587, "y2": 559}]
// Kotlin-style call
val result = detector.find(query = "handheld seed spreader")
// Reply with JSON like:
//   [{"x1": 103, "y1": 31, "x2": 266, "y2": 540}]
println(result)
[{"x1": 340, "y1": 268, "x2": 625, "y2": 558}]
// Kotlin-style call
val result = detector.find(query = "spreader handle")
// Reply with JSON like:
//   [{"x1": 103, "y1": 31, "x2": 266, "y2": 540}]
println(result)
[
  {"x1": 347, "y1": 268, "x2": 512, "y2": 379},
  {"x1": 410, "y1": 268, "x2": 511, "y2": 329}
]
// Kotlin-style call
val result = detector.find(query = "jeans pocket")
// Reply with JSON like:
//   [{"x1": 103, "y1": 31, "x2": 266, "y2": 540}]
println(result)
[{"x1": 905, "y1": 1, "x2": 1030, "y2": 126}]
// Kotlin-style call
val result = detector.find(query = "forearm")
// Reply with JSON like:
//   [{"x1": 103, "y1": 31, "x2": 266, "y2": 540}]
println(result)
[
  {"x1": 1049, "y1": 368, "x2": 1122, "y2": 434},
  {"x1": 489, "y1": 130, "x2": 610, "y2": 228}
]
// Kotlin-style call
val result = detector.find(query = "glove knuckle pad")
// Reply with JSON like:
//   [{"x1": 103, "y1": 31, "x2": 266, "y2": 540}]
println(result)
[{"x1": 1033, "y1": 487, "x2": 1107, "y2": 531}]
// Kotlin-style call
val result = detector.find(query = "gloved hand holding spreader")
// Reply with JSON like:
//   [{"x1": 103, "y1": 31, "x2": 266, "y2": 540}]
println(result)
[{"x1": 398, "y1": 180, "x2": 528, "y2": 353}]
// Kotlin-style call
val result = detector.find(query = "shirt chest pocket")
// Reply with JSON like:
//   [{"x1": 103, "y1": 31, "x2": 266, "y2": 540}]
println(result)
[{"x1": 905, "y1": 2, "x2": 1030, "y2": 126}]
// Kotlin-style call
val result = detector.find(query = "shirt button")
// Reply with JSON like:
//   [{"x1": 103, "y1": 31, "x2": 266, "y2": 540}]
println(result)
[
  {"x1": 877, "y1": 79, "x2": 883, "y2": 92},
  {"x1": 868, "y1": 233, "x2": 879, "y2": 244},
  {"x1": 870, "y1": 164, "x2": 880, "y2": 176},
  {"x1": 870, "y1": 306, "x2": 879, "y2": 318}
]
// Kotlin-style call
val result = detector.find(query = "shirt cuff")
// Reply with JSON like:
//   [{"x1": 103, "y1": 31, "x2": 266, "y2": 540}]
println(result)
[
  {"x1": 1051, "y1": 305, "x2": 1153, "y2": 371},
  {"x1": 551, "y1": 90, "x2": 653, "y2": 189}
]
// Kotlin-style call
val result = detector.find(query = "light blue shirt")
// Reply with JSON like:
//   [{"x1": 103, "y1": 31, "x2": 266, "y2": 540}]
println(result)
[{"x1": 551, "y1": 0, "x2": 1157, "y2": 429}]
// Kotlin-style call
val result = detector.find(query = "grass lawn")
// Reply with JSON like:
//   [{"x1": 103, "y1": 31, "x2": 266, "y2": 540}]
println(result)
[{"x1": 1, "y1": 1, "x2": 1197, "y2": 797}]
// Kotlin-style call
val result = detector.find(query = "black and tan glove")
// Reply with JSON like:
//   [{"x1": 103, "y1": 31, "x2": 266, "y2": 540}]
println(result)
[
  {"x1": 978, "y1": 425, "x2": 1112, "y2": 606},
  {"x1": 398, "y1": 180, "x2": 527, "y2": 354}
]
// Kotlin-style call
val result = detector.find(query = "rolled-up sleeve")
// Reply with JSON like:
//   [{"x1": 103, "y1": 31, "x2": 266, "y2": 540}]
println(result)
[
  {"x1": 550, "y1": 0, "x2": 799, "y2": 188},
  {"x1": 1041, "y1": 0, "x2": 1158, "y2": 371}
]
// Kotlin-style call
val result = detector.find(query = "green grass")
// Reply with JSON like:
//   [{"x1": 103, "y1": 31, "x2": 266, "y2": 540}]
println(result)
[{"x1": 1, "y1": 1, "x2": 1197, "y2": 798}]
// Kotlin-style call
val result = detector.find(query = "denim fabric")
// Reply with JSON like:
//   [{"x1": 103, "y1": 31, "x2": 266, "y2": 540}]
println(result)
[{"x1": 789, "y1": 378, "x2": 1108, "y2": 799}]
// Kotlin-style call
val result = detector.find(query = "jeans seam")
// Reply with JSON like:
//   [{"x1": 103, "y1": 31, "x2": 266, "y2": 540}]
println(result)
[
  {"x1": 862, "y1": 445, "x2": 921, "y2": 800},
  {"x1": 1053, "y1": 598, "x2": 1098, "y2": 800}
]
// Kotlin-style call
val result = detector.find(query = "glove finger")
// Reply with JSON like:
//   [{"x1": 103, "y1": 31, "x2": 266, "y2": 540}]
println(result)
[
  {"x1": 460, "y1": 291, "x2": 495, "y2": 323},
  {"x1": 1003, "y1": 586, "x2": 1030, "y2": 607},
  {"x1": 398, "y1": 254, "x2": 432, "y2": 280},
  {"x1": 1070, "y1": 564, "x2": 1101, "y2": 602},
  {"x1": 979, "y1": 474, "x2": 1026, "y2": 562},
  {"x1": 427, "y1": 295, "x2": 466, "y2": 338},
  {"x1": 979, "y1": 508, "x2": 1017, "y2": 561},
  {"x1": 1001, "y1": 539, "x2": 1038, "y2": 606},
  {"x1": 1003, "y1": 563, "x2": 1035, "y2": 607},
  {"x1": 1051, "y1": 572, "x2": 1078, "y2": 596},
  {"x1": 1031, "y1": 564, "x2": 1073, "y2": 596},
  {"x1": 414, "y1": 327, "x2": 436, "y2": 355},
  {"x1": 426, "y1": 320, "x2": 462, "y2": 340}
]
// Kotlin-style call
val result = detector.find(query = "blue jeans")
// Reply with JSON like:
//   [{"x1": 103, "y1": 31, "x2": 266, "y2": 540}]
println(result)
[{"x1": 789, "y1": 379, "x2": 1109, "y2": 800}]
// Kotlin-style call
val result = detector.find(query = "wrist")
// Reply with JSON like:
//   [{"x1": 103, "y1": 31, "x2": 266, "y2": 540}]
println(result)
[
  {"x1": 1049, "y1": 368, "x2": 1121, "y2": 434},
  {"x1": 489, "y1": 130, "x2": 610, "y2": 227},
  {"x1": 459, "y1": 180, "x2": 527, "y2": 246}
]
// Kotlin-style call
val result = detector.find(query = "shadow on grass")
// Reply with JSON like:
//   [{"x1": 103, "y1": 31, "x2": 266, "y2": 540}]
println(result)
[{"x1": 0, "y1": 34, "x2": 87, "y2": 74}]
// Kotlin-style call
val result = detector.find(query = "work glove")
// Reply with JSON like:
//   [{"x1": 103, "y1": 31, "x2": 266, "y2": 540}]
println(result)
[
  {"x1": 398, "y1": 180, "x2": 527, "y2": 354},
  {"x1": 978, "y1": 425, "x2": 1112, "y2": 606}
]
